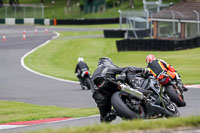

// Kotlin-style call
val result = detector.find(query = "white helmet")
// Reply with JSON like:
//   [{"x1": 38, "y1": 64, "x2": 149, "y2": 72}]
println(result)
[{"x1": 78, "y1": 57, "x2": 84, "y2": 62}]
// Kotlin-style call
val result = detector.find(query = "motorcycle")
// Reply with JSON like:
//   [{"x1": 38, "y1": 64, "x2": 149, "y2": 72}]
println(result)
[
  {"x1": 80, "y1": 70, "x2": 94, "y2": 91},
  {"x1": 157, "y1": 71, "x2": 186, "y2": 107},
  {"x1": 93, "y1": 74, "x2": 180, "y2": 120}
]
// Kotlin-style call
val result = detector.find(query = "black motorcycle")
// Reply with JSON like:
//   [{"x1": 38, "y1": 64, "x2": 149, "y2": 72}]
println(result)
[
  {"x1": 80, "y1": 70, "x2": 94, "y2": 91},
  {"x1": 94, "y1": 74, "x2": 180, "y2": 120}
]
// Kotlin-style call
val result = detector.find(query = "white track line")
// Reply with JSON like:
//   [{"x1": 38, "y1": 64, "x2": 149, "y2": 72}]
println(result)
[
  {"x1": 21, "y1": 32, "x2": 78, "y2": 84},
  {"x1": 0, "y1": 125, "x2": 27, "y2": 130},
  {"x1": 0, "y1": 115, "x2": 99, "y2": 130}
]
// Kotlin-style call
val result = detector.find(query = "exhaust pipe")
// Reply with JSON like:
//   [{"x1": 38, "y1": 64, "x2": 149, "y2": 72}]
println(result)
[{"x1": 120, "y1": 84, "x2": 144, "y2": 100}]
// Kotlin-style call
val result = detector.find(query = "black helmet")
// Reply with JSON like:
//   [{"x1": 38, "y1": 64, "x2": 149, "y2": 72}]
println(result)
[{"x1": 98, "y1": 57, "x2": 113, "y2": 66}]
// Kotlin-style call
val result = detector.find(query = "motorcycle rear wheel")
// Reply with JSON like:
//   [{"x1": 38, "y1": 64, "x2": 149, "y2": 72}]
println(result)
[
  {"x1": 85, "y1": 77, "x2": 93, "y2": 90},
  {"x1": 111, "y1": 92, "x2": 145, "y2": 120},
  {"x1": 165, "y1": 85, "x2": 186, "y2": 107}
]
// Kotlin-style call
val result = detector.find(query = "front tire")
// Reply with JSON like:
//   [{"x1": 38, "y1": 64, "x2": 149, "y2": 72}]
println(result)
[
  {"x1": 165, "y1": 85, "x2": 186, "y2": 107},
  {"x1": 111, "y1": 92, "x2": 145, "y2": 120},
  {"x1": 165, "y1": 102, "x2": 180, "y2": 117}
]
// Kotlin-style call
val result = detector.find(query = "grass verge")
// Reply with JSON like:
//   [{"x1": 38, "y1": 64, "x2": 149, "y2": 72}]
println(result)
[
  {"x1": 28, "y1": 115, "x2": 200, "y2": 133},
  {"x1": 24, "y1": 31, "x2": 200, "y2": 84},
  {"x1": 0, "y1": 100, "x2": 98, "y2": 124}
]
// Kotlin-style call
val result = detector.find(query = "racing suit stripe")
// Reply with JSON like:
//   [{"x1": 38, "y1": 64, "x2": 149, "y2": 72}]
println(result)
[
  {"x1": 149, "y1": 68, "x2": 157, "y2": 77},
  {"x1": 158, "y1": 61, "x2": 167, "y2": 71}
]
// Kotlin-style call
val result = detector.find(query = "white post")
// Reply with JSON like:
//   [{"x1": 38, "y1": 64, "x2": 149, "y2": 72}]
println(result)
[
  {"x1": 170, "y1": 10, "x2": 176, "y2": 37},
  {"x1": 118, "y1": 10, "x2": 122, "y2": 29},
  {"x1": 145, "y1": 9, "x2": 149, "y2": 29},
  {"x1": 193, "y1": 10, "x2": 200, "y2": 35},
  {"x1": 42, "y1": 4, "x2": 44, "y2": 18}
]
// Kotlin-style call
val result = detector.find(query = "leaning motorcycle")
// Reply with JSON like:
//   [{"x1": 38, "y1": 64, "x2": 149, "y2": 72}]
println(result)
[
  {"x1": 157, "y1": 71, "x2": 186, "y2": 107},
  {"x1": 93, "y1": 74, "x2": 180, "y2": 120},
  {"x1": 80, "y1": 70, "x2": 93, "y2": 90}
]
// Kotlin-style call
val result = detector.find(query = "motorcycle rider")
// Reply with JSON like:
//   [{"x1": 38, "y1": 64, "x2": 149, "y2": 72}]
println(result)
[
  {"x1": 145, "y1": 54, "x2": 188, "y2": 91},
  {"x1": 92, "y1": 57, "x2": 149, "y2": 122},
  {"x1": 75, "y1": 57, "x2": 89, "y2": 89}
]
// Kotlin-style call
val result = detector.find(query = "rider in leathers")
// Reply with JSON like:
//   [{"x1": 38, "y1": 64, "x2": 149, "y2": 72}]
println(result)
[
  {"x1": 92, "y1": 57, "x2": 148, "y2": 122},
  {"x1": 146, "y1": 54, "x2": 188, "y2": 91},
  {"x1": 75, "y1": 57, "x2": 89, "y2": 88}
]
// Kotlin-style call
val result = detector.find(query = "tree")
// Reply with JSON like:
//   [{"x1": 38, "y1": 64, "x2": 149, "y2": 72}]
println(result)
[
  {"x1": 0, "y1": 0, "x2": 3, "y2": 8},
  {"x1": 66, "y1": 0, "x2": 71, "y2": 7},
  {"x1": 129, "y1": 0, "x2": 134, "y2": 8},
  {"x1": 66, "y1": 0, "x2": 71, "y2": 12}
]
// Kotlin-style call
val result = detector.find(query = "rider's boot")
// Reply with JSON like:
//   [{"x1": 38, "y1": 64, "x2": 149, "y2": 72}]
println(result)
[
  {"x1": 100, "y1": 110, "x2": 117, "y2": 123},
  {"x1": 177, "y1": 79, "x2": 188, "y2": 92}
]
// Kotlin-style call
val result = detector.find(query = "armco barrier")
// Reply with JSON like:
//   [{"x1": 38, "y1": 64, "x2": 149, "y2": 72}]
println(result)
[
  {"x1": 116, "y1": 36, "x2": 200, "y2": 51},
  {"x1": 103, "y1": 29, "x2": 126, "y2": 38},
  {"x1": 103, "y1": 29, "x2": 150, "y2": 38},
  {"x1": 0, "y1": 17, "x2": 118, "y2": 25},
  {"x1": 0, "y1": 18, "x2": 51, "y2": 25},
  {"x1": 56, "y1": 18, "x2": 119, "y2": 25},
  {"x1": 16, "y1": 19, "x2": 24, "y2": 24}
]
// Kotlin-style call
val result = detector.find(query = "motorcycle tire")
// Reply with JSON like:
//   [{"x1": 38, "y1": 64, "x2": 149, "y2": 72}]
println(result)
[
  {"x1": 111, "y1": 92, "x2": 145, "y2": 120},
  {"x1": 165, "y1": 102, "x2": 180, "y2": 117},
  {"x1": 85, "y1": 77, "x2": 93, "y2": 90},
  {"x1": 165, "y1": 85, "x2": 186, "y2": 107}
]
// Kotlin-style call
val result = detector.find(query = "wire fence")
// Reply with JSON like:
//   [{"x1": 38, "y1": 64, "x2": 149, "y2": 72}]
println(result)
[
  {"x1": 118, "y1": 9, "x2": 152, "y2": 38},
  {"x1": 0, "y1": 4, "x2": 44, "y2": 19}
]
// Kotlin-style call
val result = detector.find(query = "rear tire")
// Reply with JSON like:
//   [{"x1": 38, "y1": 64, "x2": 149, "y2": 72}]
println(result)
[
  {"x1": 111, "y1": 92, "x2": 145, "y2": 120},
  {"x1": 85, "y1": 77, "x2": 93, "y2": 90},
  {"x1": 165, "y1": 85, "x2": 186, "y2": 107}
]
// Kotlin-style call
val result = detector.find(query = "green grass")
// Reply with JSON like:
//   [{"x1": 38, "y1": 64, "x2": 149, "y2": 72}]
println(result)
[
  {"x1": 58, "y1": 31, "x2": 103, "y2": 37},
  {"x1": 0, "y1": 100, "x2": 98, "y2": 124},
  {"x1": 24, "y1": 31, "x2": 200, "y2": 84},
  {"x1": 53, "y1": 24, "x2": 123, "y2": 29},
  {"x1": 28, "y1": 115, "x2": 200, "y2": 133}
]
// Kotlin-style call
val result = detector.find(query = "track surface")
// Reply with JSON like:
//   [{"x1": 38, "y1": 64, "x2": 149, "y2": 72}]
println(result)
[{"x1": 0, "y1": 25, "x2": 200, "y2": 133}]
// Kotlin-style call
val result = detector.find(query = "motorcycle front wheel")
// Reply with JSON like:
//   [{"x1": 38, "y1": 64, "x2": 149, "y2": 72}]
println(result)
[
  {"x1": 165, "y1": 102, "x2": 180, "y2": 117},
  {"x1": 165, "y1": 85, "x2": 186, "y2": 107},
  {"x1": 111, "y1": 92, "x2": 145, "y2": 120}
]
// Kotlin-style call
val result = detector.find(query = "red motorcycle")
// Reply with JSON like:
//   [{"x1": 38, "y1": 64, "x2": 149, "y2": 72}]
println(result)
[{"x1": 157, "y1": 71, "x2": 186, "y2": 107}]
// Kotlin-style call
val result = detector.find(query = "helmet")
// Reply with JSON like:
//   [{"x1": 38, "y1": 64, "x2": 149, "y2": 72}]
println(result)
[
  {"x1": 146, "y1": 54, "x2": 156, "y2": 64},
  {"x1": 98, "y1": 57, "x2": 113, "y2": 66},
  {"x1": 78, "y1": 57, "x2": 84, "y2": 62}
]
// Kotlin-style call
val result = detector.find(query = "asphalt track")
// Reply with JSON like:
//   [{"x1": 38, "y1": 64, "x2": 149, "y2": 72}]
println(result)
[{"x1": 0, "y1": 25, "x2": 200, "y2": 133}]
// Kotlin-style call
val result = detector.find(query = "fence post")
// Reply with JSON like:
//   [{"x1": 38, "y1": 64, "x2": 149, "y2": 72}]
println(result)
[
  {"x1": 5, "y1": 6, "x2": 7, "y2": 18},
  {"x1": 170, "y1": 10, "x2": 176, "y2": 37},
  {"x1": 42, "y1": 4, "x2": 44, "y2": 18},
  {"x1": 193, "y1": 10, "x2": 200, "y2": 35},
  {"x1": 15, "y1": 6, "x2": 16, "y2": 18},
  {"x1": 118, "y1": 10, "x2": 122, "y2": 29}
]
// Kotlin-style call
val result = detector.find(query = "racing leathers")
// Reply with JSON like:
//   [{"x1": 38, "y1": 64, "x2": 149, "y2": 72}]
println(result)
[
  {"x1": 147, "y1": 59, "x2": 176, "y2": 79},
  {"x1": 75, "y1": 61, "x2": 89, "y2": 86},
  {"x1": 147, "y1": 59, "x2": 187, "y2": 91},
  {"x1": 92, "y1": 64, "x2": 147, "y2": 122}
]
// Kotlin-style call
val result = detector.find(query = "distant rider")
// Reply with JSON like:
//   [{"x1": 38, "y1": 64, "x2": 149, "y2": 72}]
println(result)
[
  {"x1": 92, "y1": 57, "x2": 149, "y2": 122},
  {"x1": 145, "y1": 54, "x2": 188, "y2": 91},
  {"x1": 75, "y1": 57, "x2": 89, "y2": 88}
]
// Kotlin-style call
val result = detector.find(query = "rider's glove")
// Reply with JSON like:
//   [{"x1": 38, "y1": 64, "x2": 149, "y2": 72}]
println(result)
[
  {"x1": 116, "y1": 74, "x2": 126, "y2": 83},
  {"x1": 142, "y1": 68, "x2": 149, "y2": 76}
]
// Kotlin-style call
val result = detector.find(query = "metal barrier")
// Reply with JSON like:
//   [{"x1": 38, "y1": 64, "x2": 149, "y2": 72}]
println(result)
[
  {"x1": 0, "y1": 4, "x2": 44, "y2": 19},
  {"x1": 116, "y1": 36, "x2": 200, "y2": 51}
]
